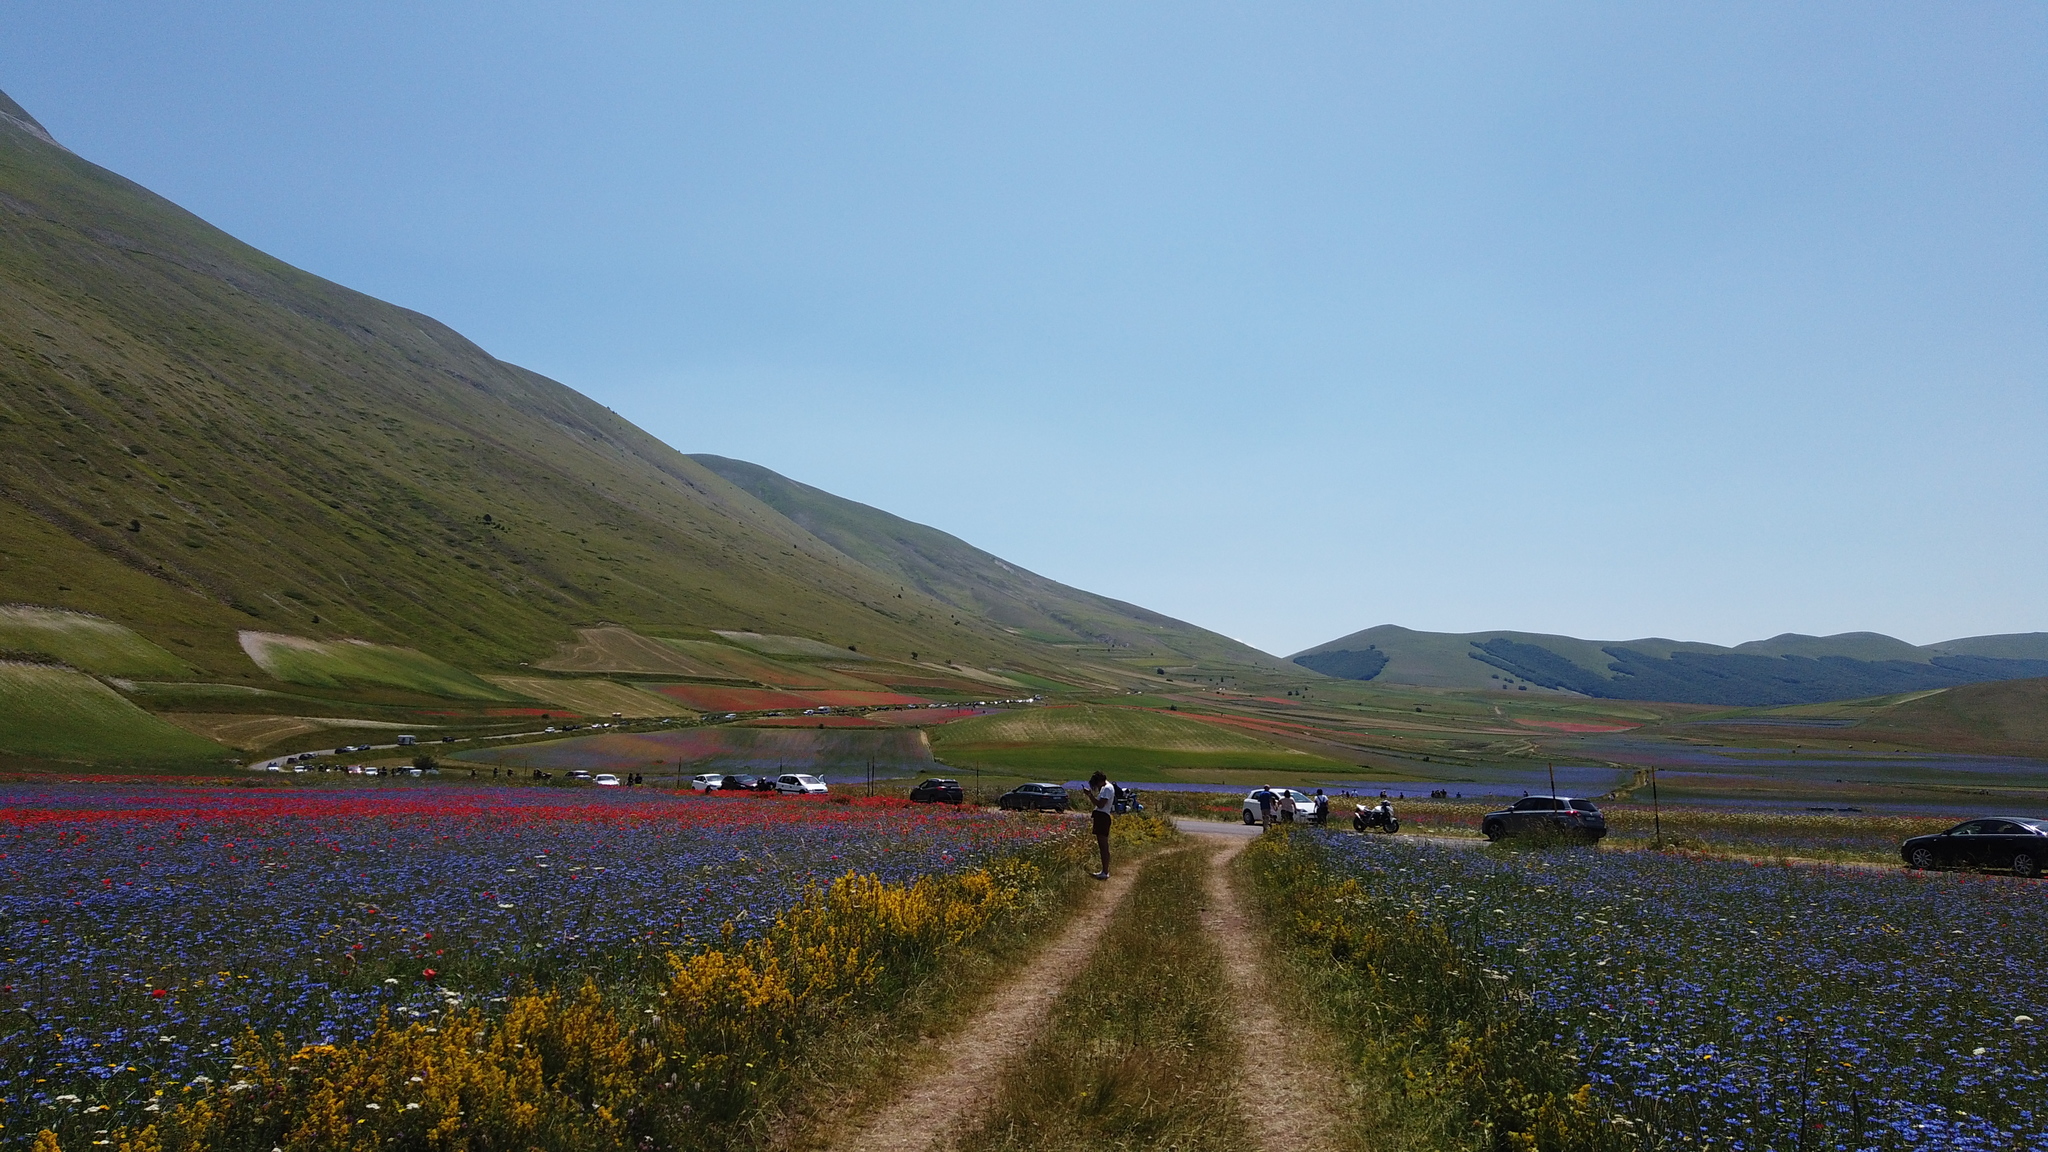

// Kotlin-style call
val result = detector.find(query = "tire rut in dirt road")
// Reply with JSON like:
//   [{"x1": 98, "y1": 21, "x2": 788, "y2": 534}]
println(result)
[
  {"x1": 1191, "y1": 832, "x2": 1347, "y2": 1152},
  {"x1": 822, "y1": 865, "x2": 1143, "y2": 1152}
]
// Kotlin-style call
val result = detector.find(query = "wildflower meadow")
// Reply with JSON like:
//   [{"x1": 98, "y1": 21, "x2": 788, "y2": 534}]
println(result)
[
  {"x1": 1, "y1": 783, "x2": 1072, "y2": 1145},
  {"x1": 1315, "y1": 835, "x2": 2048, "y2": 1150}
]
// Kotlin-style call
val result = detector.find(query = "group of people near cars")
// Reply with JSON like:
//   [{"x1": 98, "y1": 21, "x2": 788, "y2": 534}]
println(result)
[{"x1": 1248, "y1": 784, "x2": 1332, "y2": 827}]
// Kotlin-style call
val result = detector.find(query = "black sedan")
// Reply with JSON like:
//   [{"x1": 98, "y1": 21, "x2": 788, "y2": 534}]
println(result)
[
  {"x1": 909, "y1": 778, "x2": 964, "y2": 804},
  {"x1": 1902, "y1": 818, "x2": 2047, "y2": 877},
  {"x1": 1480, "y1": 796, "x2": 1607, "y2": 842},
  {"x1": 997, "y1": 783, "x2": 1070, "y2": 812}
]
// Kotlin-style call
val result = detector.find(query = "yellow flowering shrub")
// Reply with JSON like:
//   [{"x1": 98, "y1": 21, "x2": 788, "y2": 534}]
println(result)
[{"x1": 104, "y1": 823, "x2": 1168, "y2": 1152}]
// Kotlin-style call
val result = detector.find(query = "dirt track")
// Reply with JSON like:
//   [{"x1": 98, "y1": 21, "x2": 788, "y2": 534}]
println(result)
[
  {"x1": 821, "y1": 866, "x2": 1142, "y2": 1152},
  {"x1": 1182, "y1": 826, "x2": 1345, "y2": 1152}
]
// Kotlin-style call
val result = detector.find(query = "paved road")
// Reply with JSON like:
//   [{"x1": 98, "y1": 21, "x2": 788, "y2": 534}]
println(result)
[
  {"x1": 241, "y1": 725, "x2": 564, "y2": 772},
  {"x1": 1173, "y1": 816, "x2": 1480, "y2": 850}
]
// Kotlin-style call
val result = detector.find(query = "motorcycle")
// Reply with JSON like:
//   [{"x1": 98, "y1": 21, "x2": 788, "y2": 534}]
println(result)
[
  {"x1": 1112, "y1": 785, "x2": 1144, "y2": 815},
  {"x1": 1353, "y1": 804, "x2": 1400, "y2": 834}
]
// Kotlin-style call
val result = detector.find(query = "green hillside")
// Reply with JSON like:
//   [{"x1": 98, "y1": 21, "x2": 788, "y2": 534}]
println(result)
[
  {"x1": 1853, "y1": 678, "x2": 2048, "y2": 758},
  {"x1": 0, "y1": 86, "x2": 1322, "y2": 767},
  {"x1": 1293, "y1": 624, "x2": 2048, "y2": 707},
  {"x1": 690, "y1": 454, "x2": 1289, "y2": 670},
  {"x1": 0, "y1": 87, "x2": 1236, "y2": 690}
]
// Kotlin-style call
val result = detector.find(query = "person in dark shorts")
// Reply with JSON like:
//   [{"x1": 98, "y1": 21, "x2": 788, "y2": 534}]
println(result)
[{"x1": 1088, "y1": 771, "x2": 1113, "y2": 879}]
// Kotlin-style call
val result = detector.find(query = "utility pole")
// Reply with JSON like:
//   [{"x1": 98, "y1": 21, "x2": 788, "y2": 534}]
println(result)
[{"x1": 867, "y1": 757, "x2": 873, "y2": 798}]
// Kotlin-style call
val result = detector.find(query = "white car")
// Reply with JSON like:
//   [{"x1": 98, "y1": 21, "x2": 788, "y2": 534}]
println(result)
[
  {"x1": 775, "y1": 773, "x2": 829, "y2": 795},
  {"x1": 1241, "y1": 789, "x2": 1322, "y2": 825},
  {"x1": 691, "y1": 773, "x2": 724, "y2": 793},
  {"x1": 593, "y1": 773, "x2": 621, "y2": 786}
]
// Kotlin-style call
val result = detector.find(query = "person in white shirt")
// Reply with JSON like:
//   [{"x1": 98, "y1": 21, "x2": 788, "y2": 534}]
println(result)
[
  {"x1": 1279, "y1": 789, "x2": 1299, "y2": 823},
  {"x1": 1088, "y1": 771, "x2": 1114, "y2": 879}
]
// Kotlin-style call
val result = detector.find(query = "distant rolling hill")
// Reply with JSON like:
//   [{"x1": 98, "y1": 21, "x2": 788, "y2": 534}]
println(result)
[
  {"x1": 0, "y1": 84, "x2": 1283, "y2": 768},
  {"x1": 690, "y1": 454, "x2": 1286, "y2": 670},
  {"x1": 1293, "y1": 624, "x2": 2048, "y2": 707},
  {"x1": 1853, "y1": 677, "x2": 2048, "y2": 759}
]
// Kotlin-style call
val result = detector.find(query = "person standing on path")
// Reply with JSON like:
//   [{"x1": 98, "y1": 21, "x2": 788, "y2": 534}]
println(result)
[
  {"x1": 1279, "y1": 789, "x2": 1299, "y2": 823},
  {"x1": 1088, "y1": 771, "x2": 1114, "y2": 879},
  {"x1": 1253, "y1": 784, "x2": 1277, "y2": 828}
]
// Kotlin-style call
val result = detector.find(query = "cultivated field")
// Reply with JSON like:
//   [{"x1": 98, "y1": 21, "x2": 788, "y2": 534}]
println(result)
[
  {"x1": 454, "y1": 725, "x2": 938, "y2": 775},
  {"x1": 930, "y1": 703, "x2": 1356, "y2": 777},
  {"x1": 1290, "y1": 832, "x2": 2046, "y2": 1150},
  {"x1": 0, "y1": 662, "x2": 227, "y2": 764},
  {"x1": 652, "y1": 683, "x2": 929, "y2": 712},
  {"x1": 0, "y1": 605, "x2": 189, "y2": 678},
  {"x1": 480, "y1": 675, "x2": 688, "y2": 719},
  {"x1": 238, "y1": 632, "x2": 517, "y2": 701},
  {"x1": 712, "y1": 629, "x2": 871, "y2": 659}
]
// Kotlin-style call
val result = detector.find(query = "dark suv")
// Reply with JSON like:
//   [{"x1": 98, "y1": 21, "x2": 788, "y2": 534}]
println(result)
[
  {"x1": 998, "y1": 783, "x2": 1070, "y2": 812},
  {"x1": 1481, "y1": 796, "x2": 1607, "y2": 842},
  {"x1": 909, "y1": 778, "x2": 965, "y2": 804}
]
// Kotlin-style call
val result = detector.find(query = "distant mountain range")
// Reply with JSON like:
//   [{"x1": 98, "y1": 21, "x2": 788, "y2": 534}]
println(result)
[
  {"x1": 1292, "y1": 625, "x2": 2048, "y2": 707},
  {"x1": 0, "y1": 86, "x2": 1271, "y2": 690}
]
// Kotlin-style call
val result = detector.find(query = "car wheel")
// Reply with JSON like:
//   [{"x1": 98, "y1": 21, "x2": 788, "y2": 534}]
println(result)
[
  {"x1": 1908, "y1": 846, "x2": 1938, "y2": 870},
  {"x1": 1482, "y1": 820, "x2": 1504, "y2": 841},
  {"x1": 1243, "y1": 810, "x2": 1256, "y2": 825},
  {"x1": 2013, "y1": 852, "x2": 2038, "y2": 878}
]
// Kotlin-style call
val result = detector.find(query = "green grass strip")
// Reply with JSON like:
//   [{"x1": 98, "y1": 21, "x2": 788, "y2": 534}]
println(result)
[
  {"x1": 955, "y1": 846, "x2": 1255, "y2": 1152},
  {"x1": 1238, "y1": 828, "x2": 1621, "y2": 1152}
]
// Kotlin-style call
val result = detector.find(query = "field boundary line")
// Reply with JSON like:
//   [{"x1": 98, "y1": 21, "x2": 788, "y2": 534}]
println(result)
[{"x1": 818, "y1": 859, "x2": 1144, "y2": 1152}]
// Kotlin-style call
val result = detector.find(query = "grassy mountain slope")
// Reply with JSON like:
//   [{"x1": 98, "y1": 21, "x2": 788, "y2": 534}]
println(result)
[
  {"x1": 1853, "y1": 678, "x2": 2048, "y2": 759},
  {"x1": 690, "y1": 454, "x2": 1288, "y2": 669},
  {"x1": 0, "y1": 88, "x2": 1149, "y2": 685},
  {"x1": 1293, "y1": 624, "x2": 2048, "y2": 706}
]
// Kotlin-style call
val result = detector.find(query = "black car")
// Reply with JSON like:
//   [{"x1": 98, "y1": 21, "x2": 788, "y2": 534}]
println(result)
[
  {"x1": 1902, "y1": 817, "x2": 2047, "y2": 877},
  {"x1": 722, "y1": 774, "x2": 762, "y2": 791},
  {"x1": 998, "y1": 783, "x2": 1070, "y2": 812},
  {"x1": 1481, "y1": 796, "x2": 1607, "y2": 842},
  {"x1": 909, "y1": 778, "x2": 965, "y2": 804}
]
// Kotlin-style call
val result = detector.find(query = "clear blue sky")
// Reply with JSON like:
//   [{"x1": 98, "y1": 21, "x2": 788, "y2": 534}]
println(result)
[{"x1": 3, "y1": 2, "x2": 2042, "y2": 655}]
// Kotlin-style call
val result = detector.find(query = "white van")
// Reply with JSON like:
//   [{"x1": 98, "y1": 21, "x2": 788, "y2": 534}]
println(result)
[{"x1": 775, "y1": 773, "x2": 828, "y2": 795}]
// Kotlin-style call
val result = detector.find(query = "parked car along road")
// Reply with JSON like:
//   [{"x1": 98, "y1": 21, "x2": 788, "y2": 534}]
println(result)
[
  {"x1": 775, "y1": 773, "x2": 829, "y2": 795},
  {"x1": 1902, "y1": 817, "x2": 2047, "y2": 876},
  {"x1": 909, "y1": 778, "x2": 964, "y2": 804},
  {"x1": 998, "y1": 783, "x2": 1070, "y2": 812},
  {"x1": 1239, "y1": 789, "x2": 1318, "y2": 825},
  {"x1": 593, "y1": 773, "x2": 621, "y2": 786},
  {"x1": 1480, "y1": 796, "x2": 1608, "y2": 842}
]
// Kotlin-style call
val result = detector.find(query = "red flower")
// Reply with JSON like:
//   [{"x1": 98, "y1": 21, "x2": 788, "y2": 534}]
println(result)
[
  {"x1": 421, "y1": 968, "x2": 437, "y2": 980},
  {"x1": 151, "y1": 989, "x2": 167, "y2": 998}
]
